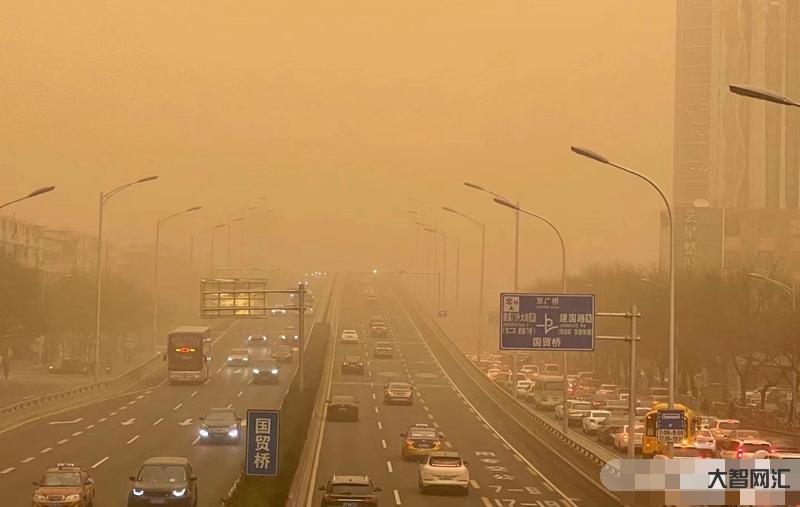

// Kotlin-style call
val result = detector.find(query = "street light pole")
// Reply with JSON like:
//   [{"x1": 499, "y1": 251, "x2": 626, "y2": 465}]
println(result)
[
  {"x1": 0, "y1": 186, "x2": 56, "y2": 210},
  {"x1": 94, "y1": 176, "x2": 159, "y2": 373},
  {"x1": 571, "y1": 145, "x2": 675, "y2": 455},
  {"x1": 153, "y1": 206, "x2": 202, "y2": 353},
  {"x1": 494, "y1": 198, "x2": 568, "y2": 431},
  {"x1": 209, "y1": 223, "x2": 227, "y2": 275},
  {"x1": 748, "y1": 272, "x2": 798, "y2": 425},
  {"x1": 442, "y1": 207, "x2": 485, "y2": 355},
  {"x1": 424, "y1": 227, "x2": 447, "y2": 309}
]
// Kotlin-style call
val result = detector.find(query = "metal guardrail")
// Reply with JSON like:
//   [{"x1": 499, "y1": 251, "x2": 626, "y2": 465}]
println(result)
[
  {"x1": 220, "y1": 277, "x2": 337, "y2": 507},
  {"x1": 0, "y1": 352, "x2": 163, "y2": 419}
]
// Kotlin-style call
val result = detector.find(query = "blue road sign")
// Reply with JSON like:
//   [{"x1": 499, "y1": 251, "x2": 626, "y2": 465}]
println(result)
[
  {"x1": 245, "y1": 409, "x2": 279, "y2": 476},
  {"x1": 499, "y1": 293, "x2": 595, "y2": 351}
]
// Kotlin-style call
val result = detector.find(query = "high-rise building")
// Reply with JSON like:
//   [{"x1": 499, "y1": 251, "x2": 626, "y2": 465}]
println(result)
[{"x1": 668, "y1": 0, "x2": 800, "y2": 272}]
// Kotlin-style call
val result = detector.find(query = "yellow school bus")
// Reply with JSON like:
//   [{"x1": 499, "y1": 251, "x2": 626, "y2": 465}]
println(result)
[{"x1": 642, "y1": 403, "x2": 700, "y2": 458}]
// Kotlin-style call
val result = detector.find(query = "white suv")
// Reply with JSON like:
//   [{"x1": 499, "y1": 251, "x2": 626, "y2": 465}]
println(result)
[
  {"x1": 340, "y1": 329, "x2": 359, "y2": 344},
  {"x1": 418, "y1": 451, "x2": 469, "y2": 495},
  {"x1": 582, "y1": 410, "x2": 611, "y2": 434}
]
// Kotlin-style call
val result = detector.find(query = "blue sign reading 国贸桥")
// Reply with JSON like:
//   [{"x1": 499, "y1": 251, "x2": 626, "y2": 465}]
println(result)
[
  {"x1": 245, "y1": 409, "x2": 279, "y2": 476},
  {"x1": 499, "y1": 293, "x2": 595, "y2": 351}
]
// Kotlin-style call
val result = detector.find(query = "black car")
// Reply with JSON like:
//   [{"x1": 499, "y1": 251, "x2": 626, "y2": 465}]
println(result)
[
  {"x1": 596, "y1": 417, "x2": 627, "y2": 446},
  {"x1": 326, "y1": 395, "x2": 359, "y2": 422},
  {"x1": 370, "y1": 324, "x2": 387, "y2": 338},
  {"x1": 373, "y1": 342, "x2": 394, "y2": 359},
  {"x1": 341, "y1": 356, "x2": 365, "y2": 375},
  {"x1": 48, "y1": 358, "x2": 89, "y2": 375},
  {"x1": 271, "y1": 345, "x2": 293, "y2": 363},
  {"x1": 251, "y1": 359, "x2": 280, "y2": 384},
  {"x1": 246, "y1": 334, "x2": 269, "y2": 346},
  {"x1": 319, "y1": 475, "x2": 380, "y2": 507},
  {"x1": 128, "y1": 457, "x2": 197, "y2": 507},
  {"x1": 197, "y1": 408, "x2": 241, "y2": 444}
]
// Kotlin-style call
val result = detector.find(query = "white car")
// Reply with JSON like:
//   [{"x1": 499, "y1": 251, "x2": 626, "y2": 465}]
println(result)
[
  {"x1": 709, "y1": 418, "x2": 741, "y2": 441},
  {"x1": 718, "y1": 439, "x2": 772, "y2": 459},
  {"x1": 692, "y1": 429, "x2": 716, "y2": 450},
  {"x1": 555, "y1": 399, "x2": 593, "y2": 426},
  {"x1": 418, "y1": 451, "x2": 469, "y2": 495},
  {"x1": 226, "y1": 348, "x2": 250, "y2": 366},
  {"x1": 514, "y1": 380, "x2": 533, "y2": 398},
  {"x1": 340, "y1": 329, "x2": 360, "y2": 344},
  {"x1": 613, "y1": 424, "x2": 644, "y2": 451},
  {"x1": 582, "y1": 410, "x2": 612, "y2": 434}
]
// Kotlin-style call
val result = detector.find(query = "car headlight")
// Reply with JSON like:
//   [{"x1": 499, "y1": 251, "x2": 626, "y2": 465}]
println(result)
[
  {"x1": 270, "y1": 368, "x2": 279, "y2": 374},
  {"x1": 227, "y1": 356, "x2": 233, "y2": 361},
  {"x1": 132, "y1": 488, "x2": 145, "y2": 496},
  {"x1": 243, "y1": 357, "x2": 248, "y2": 361},
  {"x1": 252, "y1": 368, "x2": 260, "y2": 374},
  {"x1": 33, "y1": 493, "x2": 46, "y2": 502},
  {"x1": 64, "y1": 494, "x2": 81, "y2": 502},
  {"x1": 199, "y1": 428, "x2": 209, "y2": 437},
  {"x1": 228, "y1": 428, "x2": 239, "y2": 438},
  {"x1": 172, "y1": 488, "x2": 186, "y2": 497}
]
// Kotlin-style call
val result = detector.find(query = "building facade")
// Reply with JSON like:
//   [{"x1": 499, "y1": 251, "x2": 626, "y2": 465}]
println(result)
[
  {"x1": 669, "y1": 0, "x2": 800, "y2": 272},
  {"x1": 0, "y1": 215, "x2": 43, "y2": 269}
]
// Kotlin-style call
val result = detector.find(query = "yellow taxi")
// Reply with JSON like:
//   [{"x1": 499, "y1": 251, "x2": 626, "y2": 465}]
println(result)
[
  {"x1": 32, "y1": 463, "x2": 95, "y2": 506},
  {"x1": 400, "y1": 423, "x2": 443, "y2": 460}
]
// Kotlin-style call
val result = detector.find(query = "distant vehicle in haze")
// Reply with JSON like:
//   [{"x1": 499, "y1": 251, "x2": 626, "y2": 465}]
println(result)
[
  {"x1": 128, "y1": 456, "x2": 197, "y2": 506},
  {"x1": 582, "y1": 410, "x2": 612, "y2": 434},
  {"x1": 384, "y1": 382, "x2": 414, "y2": 405},
  {"x1": 326, "y1": 395, "x2": 359, "y2": 422},
  {"x1": 48, "y1": 357, "x2": 89, "y2": 375},
  {"x1": 373, "y1": 341, "x2": 394, "y2": 358},
  {"x1": 318, "y1": 475, "x2": 380, "y2": 507},
  {"x1": 271, "y1": 344, "x2": 293, "y2": 364},
  {"x1": 340, "y1": 329, "x2": 360, "y2": 344},
  {"x1": 401, "y1": 423, "x2": 443, "y2": 460},
  {"x1": 226, "y1": 348, "x2": 250, "y2": 367},
  {"x1": 166, "y1": 326, "x2": 211, "y2": 384},
  {"x1": 341, "y1": 356, "x2": 365, "y2": 375},
  {"x1": 530, "y1": 376, "x2": 566, "y2": 410},
  {"x1": 32, "y1": 463, "x2": 95, "y2": 507},
  {"x1": 251, "y1": 359, "x2": 280, "y2": 384},
  {"x1": 246, "y1": 334, "x2": 269, "y2": 346},
  {"x1": 197, "y1": 408, "x2": 241, "y2": 444},
  {"x1": 417, "y1": 451, "x2": 470, "y2": 495}
]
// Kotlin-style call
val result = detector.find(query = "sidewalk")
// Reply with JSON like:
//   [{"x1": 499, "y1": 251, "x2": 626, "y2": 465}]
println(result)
[{"x1": 0, "y1": 352, "x2": 151, "y2": 409}]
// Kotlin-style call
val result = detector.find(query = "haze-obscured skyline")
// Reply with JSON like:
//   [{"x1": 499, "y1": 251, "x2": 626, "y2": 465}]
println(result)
[{"x1": 2, "y1": 1, "x2": 675, "y2": 283}]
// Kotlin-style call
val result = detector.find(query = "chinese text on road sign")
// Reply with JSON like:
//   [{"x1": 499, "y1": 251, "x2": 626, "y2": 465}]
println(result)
[
  {"x1": 499, "y1": 293, "x2": 595, "y2": 351},
  {"x1": 246, "y1": 410, "x2": 279, "y2": 476},
  {"x1": 656, "y1": 409, "x2": 687, "y2": 444}
]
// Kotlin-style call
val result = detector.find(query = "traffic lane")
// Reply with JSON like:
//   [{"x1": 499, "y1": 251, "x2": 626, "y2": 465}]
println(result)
[
  {"x1": 0, "y1": 319, "x2": 292, "y2": 506},
  {"x1": 395, "y1": 291, "x2": 621, "y2": 507}
]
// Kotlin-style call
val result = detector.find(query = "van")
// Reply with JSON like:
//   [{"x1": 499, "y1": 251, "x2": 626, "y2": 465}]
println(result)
[{"x1": 530, "y1": 375, "x2": 566, "y2": 410}]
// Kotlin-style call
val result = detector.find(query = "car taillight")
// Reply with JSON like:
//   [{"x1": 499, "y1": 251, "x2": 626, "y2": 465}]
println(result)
[
  {"x1": 737, "y1": 447, "x2": 743, "y2": 459},
  {"x1": 433, "y1": 440, "x2": 441, "y2": 447},
  {"x1": 405, "y1": 440, "x2": 414, "y2": 446}
]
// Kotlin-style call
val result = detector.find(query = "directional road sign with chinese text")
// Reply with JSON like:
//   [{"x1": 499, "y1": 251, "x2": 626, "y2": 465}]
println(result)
[
  {"x1": 656, "y1": 409, "x2": 687, "y2": 444},
  {"x1": 245, "y1": 409, "x2": 279, "y2": 476},
  {"x1": 499, "y1": 293, "x2": 595, "y2": 351}
]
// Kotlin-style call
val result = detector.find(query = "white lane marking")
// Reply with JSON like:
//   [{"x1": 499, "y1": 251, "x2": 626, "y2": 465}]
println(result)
[
  {"x1": 85, "y1": 424, "x2": 95, "y2": 430},
  {"x1": 126, "y1": 435, "x2": 140, "y2": 445},
  {"x1": 372, "y1": 393, "x2": 376, "y2": 400},
  {"x1": 190, "y1": 390, "x2": 199, "y2": 398},
  {"x1": 377, "y1": 421, "x2": 383, "y2": 430},
  {"x1": 107, "y1": 412, "x2": 116, "y2": 417},
  {"x1": 57, "y1": 439, "x2": 69, "y2": 445},
  {"x1": 71, "y1": 431, "x2": 82, "y2": 437},
  {"x1": 216, "y1": 367, "x2": 223, "y2": 374},
  {"x1": 513, "y1": 454, "x2": 523, "y2": 462},
  {"x1": 226, "y1": 403, "x2": 232, "y2": 409},
  {"x1": 48, "y1": 418, "x2": 83, "y2": 425},
  {"x1": 527, "y1": 467, "x2": 538, "y2": 477},
  {"x1": 119, "y1": 406, "x2": 128, "y2": 411},
  {"x1": 423, "y1": 405, "x2": 430, "y2": 412},
  {"x1": 470, "y1": 479, "x2": 480, "y2": 489},
  {"x1": 543, "y1": 483, "x2": 554, "y2": 492},
  {"x1": 191, "y1": 435, "x2": 201, "y2": 445},
  {"x1": 386, "y1": 461, "x2": 393, "y2": 473},
  {"x1": 178, "y1": 418, "x2": 193, "y2": 426},
  {"x1": 40, "y1": 448, "x2": 52, "y2": 454},
  {"x1": 128, "y1": 400, "x2": 136, "y2": 405},
  {"x1": 481, "y1": 497, "x2": 492, "y2": 507},
  {"x1": 136, "y1": 395, "x2": 144, "y2": 400},
  {"x1": 381, "y1": 439, "x2": 387, "y2": 449},
  {"x1": 173, "y1": 403, "x2": 183, "y2": 411},
  {"x1": 237, "y1": 391, "x2": 243, "y2": 398},
  {"x1": 427, "y1": 413, "x2": 434, "y2": 420},
  {"x1": 91, "y1": 456, "x2": 109, "y2": 469},
  {"x1": 432, "y1": 422, "x2": 439, "y2": 428},
  {"x1": 121, "y1": 418, "x2": 136, "y2": 426},
  {"x1": 0, "y1": 467, "x2": 14, "y2": 474},
  {"x1": 393, "y1": 489, "x2": 401, "y2": 505},
  {"x1": 153, "y1": 418, "x2": 164, "y2": 426},
  {"x1": 444, "y1": 441, "x2": 453, "y2": 449},
  {"x1": 491, "y1": 433, "x2": 499, "y2": 439},
  {"x1": 373, "y1": 406, "x2": 379, "y2": 414},
  {"x1": 21, "y1": 457, "x2": 34, "y2": 463},
  {"x1": 501, "y1": 443, "x2": 510, "y2": 450},
  {"x1": 204, "y1": 378, "x2": 211, "y2": 384}
]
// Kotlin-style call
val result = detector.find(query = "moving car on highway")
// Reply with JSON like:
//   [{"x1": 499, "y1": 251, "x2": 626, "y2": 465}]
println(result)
[
  {"x1": 48, "y1": 357, "x2": 90, "y2": 375},
  {"x1": 718, "y1": 438, "x2": 773, "y2": 459},
  {"x1": 271, "y1": 344, "x2": 293, "y2": 363},
  {"x1": 128, "y1": 457, "x2": 197, "y2": 507},
  {"x1": 340, "y1": 329, "x2": 360, "y2": 344},
  {"x1": 251, "y1": 358, "x2": 280, "y2": 384},
  {"x1": 197, "y1": 408, "x2": 241, "y2": 444},
  {"x1": 581, "y1": 410, "x2": 612, "y2": 434},
  {"x1": 529, "y1": 375, "x2": 566, "y2": 410},
  {"x1": 246, "y1": 334, "x2": 269, "y2": 346},
  {"x1": 384, "y1": 381, "x2": 414, "y2": 405},
  {"x1": 226, "y1": 348, "x2": 250, "y2": 367},
  {"x1": 555, "y1": 399, "x2": 592, "y2": 426},
  {"x1": 373, "y1": 341, "x2": 394, "y2": 358},
  {"x1": 417, "y1": 451, "x2": 470, "y2": 495},
  {"x1": 318, "y1": 475, "x2": 380, "y2": 507},
  {"x1": 613, "y1": 424, "x2": 644, "y2": 452},
  {"x1": 33, "y1": 463, "x2": 95, "y2": 507},
  {"x1": 401, "y1": 423, "x2": 443, "y2": 460},
  {"x1": 341, "y1": 355, "x2": 365, "y2": 375},
  {"x1": 326, "y1": 395, "x2": 360, "y2": 422}
]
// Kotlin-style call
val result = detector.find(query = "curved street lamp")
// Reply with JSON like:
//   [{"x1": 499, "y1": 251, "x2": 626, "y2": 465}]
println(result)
[{"x1": 0, "y1": 186, "x2": 56, "y2": 210}]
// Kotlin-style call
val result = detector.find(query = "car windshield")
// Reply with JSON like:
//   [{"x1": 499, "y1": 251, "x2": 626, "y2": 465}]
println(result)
[
  {"x1": 409, "y1": 429, "x2": 437, "y2": 439},
  {"x1": 429, "y1": 456, "x2": 463, "y2": 467},
  {"x1": 205, "y1": 411, "x2": 236, "y2": 424},
  {"x1": 332, "y1": 396, "x2": 355, "y2": 404},
  {"x1": 742, "y1": 443, "x2": 771, "y2": 453},
  {"x1": 42, "y1": 472, "x2": 81, "y2": 486},
  {"x1": 331, "y1": 484, "x2": 373, "y2": 495},
  {"x1": 389, "y1": 383, "x2": 410, "y2": 390},
  {"x1": 230, "y1": 349, "x2": 248, "y2": 355},
  {"x1": 719, "y1": 421, "x2": 740, "y2": 430},
  {"x1": 344, "y1": 356, "x2": 361, "y2": 362},
  {"x1": 138, "y1": 465, "x2": 187, "y2": 483},
  {"x1": 252, "y1": 360, "x2": 277, "y2": 369},
  {"x1": 375, "y1": 342, "x2": 392, "y2": 348}
]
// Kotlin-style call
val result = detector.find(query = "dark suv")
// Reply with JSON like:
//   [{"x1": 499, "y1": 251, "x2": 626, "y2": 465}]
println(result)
[
  {"x1": 319, "y1": 475, "x2": 380, "y2": 506},
  {"x1": 128, "y1": 457, "x2": 197, "y2": 506}
]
